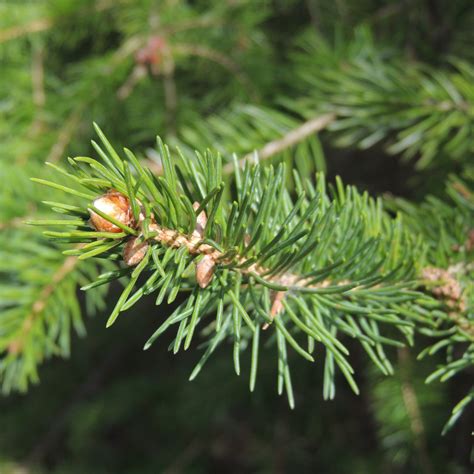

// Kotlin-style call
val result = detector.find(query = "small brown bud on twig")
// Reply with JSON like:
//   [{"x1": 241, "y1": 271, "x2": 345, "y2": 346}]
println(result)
[
  {"x1": 89, "y1": 190, "x2": 134, "y2": 233},
  {"x1": 263, "y1": 290, "x2": 285, "y2": 330},
  {"x1": 466, "y1": 229, "x2": 474, "y2": 252},
  {"x1": 196, "y1": 254, "x2": 215, "y2": 288},
  {"x1": 421, "y1": 267, "x2": 461, "y2": 300},
  {"x1": 123, "y1": 237, "x2": 149, "y2": 266},
  {"x1": 192, "y1": 201, "x2": 207, "y2": 238},
  {"x1": 421, "y1": 266, "x2": 464, "y2": 310},
  {"x1": 135, "y1": 36, "x2": 167, "y2": 75},
  {"x1": 7, "y1": 340, "x2": 23, "y2": 355}
]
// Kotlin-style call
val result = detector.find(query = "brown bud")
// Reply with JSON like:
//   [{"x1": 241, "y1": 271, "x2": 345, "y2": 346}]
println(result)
[
  {"x1": 421, "y1": 266, "x2": 463, "y2": 304},
  {"x1": 123, "y1": 237, "x2": 149, "y2": 266},
  {"x1": 466, "y1": 229, "x2": 474, "y2": 252},
  {"x1": 263, "y1": 290, "x2": 285, "y2": 330},
  {"x1": 89, "y1": 190, "x2": 134, "y2": 233},
  {"x1": 270, "y1": 291, "x2": 285, "y2": 317},
  {"x1": 192, "y1": 201, "x2": 207, "y2": 238},
  {"x1": 8, "y1": 339, "x2": 23, "y2": 355},
  {"x1": 196, "y1": 254, "x2": 215, "y2": 288}
]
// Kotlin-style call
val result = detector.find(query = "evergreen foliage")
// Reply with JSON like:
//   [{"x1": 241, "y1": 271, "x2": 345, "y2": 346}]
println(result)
[
  {"x1": 0, "y1": 0, "x2": 473, "y2": 472},
  {"x1": 32, "y1": 129, "x2": 431, "y2": 406}
]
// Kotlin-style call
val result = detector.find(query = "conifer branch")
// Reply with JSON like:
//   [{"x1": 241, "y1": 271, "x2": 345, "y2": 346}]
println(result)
[
  {"x1": 47, "y1": 110, "x2": 83, "y2": 164},
  {"x1": 0, "y1": 18, "x2": 53, "y2": 44},
  {"x1": 30, "y1": 127, "x2": 434, "y2": 403},
  {"x1": 7, "y1": 255, "x2": 79, "y2": 355},
  {"x1": 31, "y1": 46, "x2": 45, "y2": 110},
  {"x1": 398, "y1": 347, "x2": 434, "y2": 474},
  {"x1": 1, "y1": 0, "x2": 472, "y2": 438},
  {"x1": 287, "y1": 29, "x2": 474, "y2": 168},
  {"x1": 422, "y1": 265, "x2": 473, "y2": 340},
  {"x1": 0, "y1": 215, "x2": 111, "y2": 393},
  {"x1": 223, "y1": 113, "x2": 336, "y2": 173}
]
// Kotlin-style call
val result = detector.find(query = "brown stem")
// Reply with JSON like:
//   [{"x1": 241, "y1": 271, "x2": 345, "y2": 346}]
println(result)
[
  {"x1": 0, "y1": 216, "x2": 29, "y2": 230},
  {"x1": 263, "y1": 290, "x2": 286, "y2": 330},
  {"x1": 148, "y1": 222, "x2": 332, "y2": 292},
  {"x1": 143, "y1": 113, "x2": 336, "y2": 175},
  {"x1": 0, "y1": 18, "x2": 53, "y2": 44},
  {"x1": 8, "y1": 255, "x2": 79, "y2": 355},
  {"x1": 32, "y1": 46, "x2": 46, "y2": 109},
  {"x1": 117, "y1": 64, "x2": 148, "y2": 100},
  {"x1": 398, "y1": 347, "x2": 434, "y2": 474},
  {"x1": 223, "y1": 113, "x2": 336, "y2": 174},
  {"x1": 47, "y1": 110, "x2": 83, "y2": 163},
  {"x1": 141, "y1": 220, "x2": 474, "y2": 336}
]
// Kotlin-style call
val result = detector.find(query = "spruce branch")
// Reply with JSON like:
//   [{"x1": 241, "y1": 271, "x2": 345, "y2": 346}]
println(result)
[
  {"x1": 174, "y1": 104, "x2": 330, "y2": 177},
  {"x1": 0, "y1": 17, "x2": 53, "y2": 44},
  {"x1": 31, "y1": 126, "x2": 435, "y2": 405},
  {"x1": 288, "y1": 27, "x2": 474, "y2": 169},
  {"x1": 0, "y1": 229, "x2": 112, "y2": 394},
  {"x1": 422, "y1": 265, "x2": 473, "y2": 340},
  {"x1": 7, "y1": 255, "x2": 79, "y2": 356},
  {"x1": 222, "y1": 113, "x2": 336, "y2": 174},
  {"x1": 47, "y1": 110, "x2": 84, "y2": 164},
  {"x1": 398, "y1": 347, "x2": 434, "y2": 474},
  {"x1": 394, "y1": 177, "x2": 474, "y2": 431},
  {"x1": 174, "y1": 28, "x2": 474, "y2": 178},
  {"x1": 31, "y1": 45, "x2": 45, "y2": 110}
]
